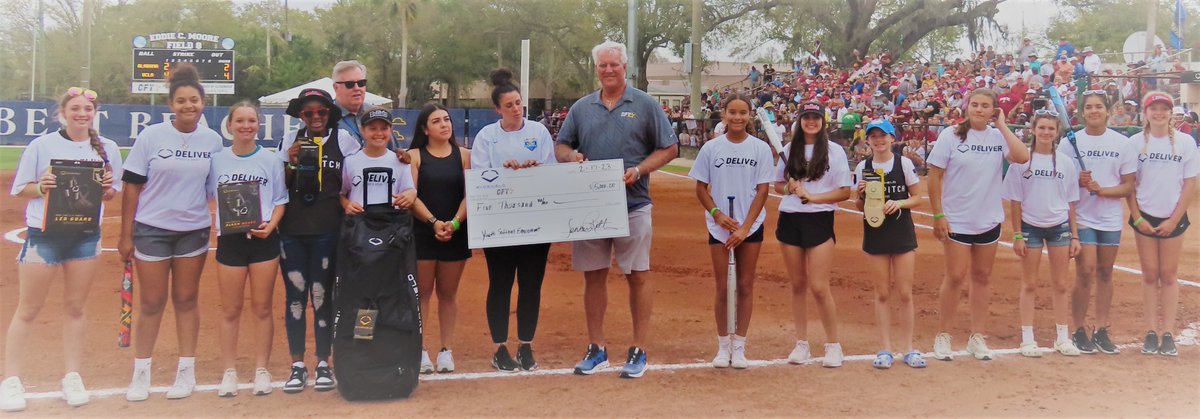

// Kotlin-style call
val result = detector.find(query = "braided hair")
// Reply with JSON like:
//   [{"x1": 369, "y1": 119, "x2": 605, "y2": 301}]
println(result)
[{"x1": 1026, "y1": 113, "x2": 1060, "y2": 175}]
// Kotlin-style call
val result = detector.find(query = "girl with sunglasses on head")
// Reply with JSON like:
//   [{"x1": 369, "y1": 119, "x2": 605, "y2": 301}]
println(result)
[
  {"x1": 120, "y1": 64, "x2": 224, "y2": 401},
  {"x1": 1, "y1": 87, "x2": 122, "y2": 412},
  {"x1": 471, "y1": 69, "x2": 557, "y2": 372},
  {"x1": 927, "y1": 88, "x2": 1029, "y2": 362},
  {"x1": 275, "y1": 88, "x2": 360, "y2": 393},
  {"x1": 1127, "y1": 92, "x2": 1197, "y2": 357},
  {"x1": 210, "y1": 101, "x2": 288, "y2": 397},
  {"x1": 407, "y1": 103, "x2": 471, "y2": 374},
  {"x1": 1003, "y1": 112, "x2": 1082, "y2": 358},
  {"x1": 1061, "y1": 91, "x2": 1137, "y2": 355},
  {"x1": 775, "y1": 101, "x2": 853, "y2": 368}
]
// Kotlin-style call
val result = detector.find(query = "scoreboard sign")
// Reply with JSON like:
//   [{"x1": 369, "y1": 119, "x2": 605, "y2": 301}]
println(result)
[
  {"x1": 133, "y1": 49, "x2": 235, "y2": 82},
  {"x1": 130, "y1": 32, "x2": 235, "y2": 95}
]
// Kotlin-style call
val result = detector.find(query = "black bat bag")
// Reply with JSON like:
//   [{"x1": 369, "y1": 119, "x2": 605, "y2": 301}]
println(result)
[{"x1": 332, "y1": 167, "x2": 423, "y2": 401}]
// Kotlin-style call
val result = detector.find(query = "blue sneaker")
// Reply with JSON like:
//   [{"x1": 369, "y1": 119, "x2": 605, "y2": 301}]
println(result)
[
  {"x1": 573, "y1": 344, "x2": 609, "y2": 375},
  {"x1": 619, "y1": 347, "x2": 647, "y2": 379}
]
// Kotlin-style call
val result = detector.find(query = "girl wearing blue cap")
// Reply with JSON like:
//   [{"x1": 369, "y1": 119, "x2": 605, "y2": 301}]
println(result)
[{"x1": 854, "y1": 119, "x2": 924, "y2": 369}]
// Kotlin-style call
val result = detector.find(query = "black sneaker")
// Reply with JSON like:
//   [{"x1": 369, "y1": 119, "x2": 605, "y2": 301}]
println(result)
[
  {"x1": 492, "y1": 346, "x2": 520, "y2": 372},
  {"x1": 1141, "y1": 331, "x2": 1159, "y2": 355},
  {"x1": 313, "y1": 364, "x2": 336, "y2": 391},
  {"x1": 1073, "y1": 327, "x2": 1098, "y2": 354},
  {"x1": 517, "y1": 343, "x2": 538, "y2": 371},
  {"x1": 1158, "y1": 332, "x2": 1178, "y2": 357},
  {"x1": 1093, "y1": 327, "x2": 1120, "y2": 355},
  {"x1": 283, "y1": 365, "x2": 307, "y2": 394}
]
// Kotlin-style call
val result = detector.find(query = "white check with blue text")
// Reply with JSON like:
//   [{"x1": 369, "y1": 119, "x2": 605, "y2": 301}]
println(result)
[{"x1": 465, "y1": 159, "x2": 630, "y2": 249}]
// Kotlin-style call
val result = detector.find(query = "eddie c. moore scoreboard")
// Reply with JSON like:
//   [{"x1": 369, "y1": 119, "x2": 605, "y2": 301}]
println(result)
[{"x1": 130, "y1": 32, "x2": 236, "y2": 95}]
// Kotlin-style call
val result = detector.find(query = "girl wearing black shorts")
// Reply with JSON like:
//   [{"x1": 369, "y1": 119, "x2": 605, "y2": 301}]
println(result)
[
  {"x1": 210, "y1": 102, "x2": 288, "y2": 396},
  {"x1": 688, "y1": 94, "x2": 773, "y2": 369},
  {"x1": 1127, "y1": 92, "x2": 1197, "y2": 357},
  {"x1": 408, "y1": 104, "x2": 471, "y2": 374},
  {"x1": 853, "y1": 119, "x2": 925, "y2": 369},
  {"x1": 774, "y1": 101, "x2": 853, "y2": 368},
  {"x1": 119, "y1": 64, "x2": 224, "y2": 401}
]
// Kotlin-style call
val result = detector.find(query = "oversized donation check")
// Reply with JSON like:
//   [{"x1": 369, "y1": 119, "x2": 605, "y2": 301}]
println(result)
[{"x1": 465, "y1": 159, "x2": 630, "y2": 249}]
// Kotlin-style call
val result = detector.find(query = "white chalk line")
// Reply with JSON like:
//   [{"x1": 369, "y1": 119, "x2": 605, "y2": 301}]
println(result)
[
  {"x1": 8, "y1": 170, "x2": 1200, "y2": 404},
  {"x1": 654, "y1": 169, "x2": 1200, "y2": 288}
]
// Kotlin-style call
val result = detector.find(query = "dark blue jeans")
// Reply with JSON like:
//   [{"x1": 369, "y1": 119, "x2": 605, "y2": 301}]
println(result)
[{"x1": 279, "y1": 233, "x2": 338, "y2": 359}]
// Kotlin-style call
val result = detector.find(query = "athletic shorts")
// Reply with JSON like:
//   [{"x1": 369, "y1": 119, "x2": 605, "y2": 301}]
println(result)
[
  {"x1": 1077, "y1": 226, "x2": 1121, "y2": 246},
  {"x1": 1130, "y1": 211, "x2": 1191, "y2": 239},
  {"x1": 17, "y1": 227, "x2": 100, "y2": 265},
  {"x1": 216, "y1": 231, "x2": 281, "y2": 267},
  {"x1": 947, "y1": 224, "x2": 1002, "y2": 246},
  {"x1": 776, "y1": 211, "x2": 835, "y2": 249},
  {"x1": 1021, "y1": 221, "x2": 1071, "y2": 248},
  {"x1": 133, "y1": 221, "x2": 210, "y2": 262},
  {"x1": 572, "y1": 205, "x2": 652, "y2": 274},
  {"x1": 708, "y1": 226, "x2": 765, "y2": 245}
]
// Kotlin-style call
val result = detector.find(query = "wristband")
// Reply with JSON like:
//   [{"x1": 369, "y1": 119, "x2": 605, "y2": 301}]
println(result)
[
  {"x1": 35, "y1": 183, "x2": 44, "y2": 197},
  {"x1": 633, "y1": 166, "x2": 642, "y2": 179},
  {"x1": 709, "y1": 207, "x2": 719, "y2": 217},
  {"x1": 1132, "y1": 217, "x2": 1145, "y2": 226},
  {"x1": 450, "y1": 219, "x2": 461, "y2": 231},
  {"x1": 1013, "y1": 233, "x2": 1025, "y2": 241},
  {"x1": 428, "y1": 216, "x2": 439, "y2": 225},
  {"x1": 933, "y1": 213, "x2": 946, "y2": 219},
  {"x1": 783, "y1": 183, "x2": 790, "y2": 195}
]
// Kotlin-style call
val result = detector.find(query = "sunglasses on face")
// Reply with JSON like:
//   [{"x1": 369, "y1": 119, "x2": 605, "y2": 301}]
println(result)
[
  {"x1": 67, "y1": 86, "x2": 98, "y2": 101},
  {"x1": 301, "y1": 109, "x2": 329, "y2": 119},
  {"x1": 337, "y1": 79, "x2": 367, "y2": 89}
]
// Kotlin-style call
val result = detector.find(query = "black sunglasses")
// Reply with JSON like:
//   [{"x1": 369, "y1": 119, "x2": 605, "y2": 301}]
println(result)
[
  {"x1": 301, "y1": 109, "x2": 329, "y2": 119},
  {"x1": 337, "y1": 79, "x2": 367, "y2": 89}
]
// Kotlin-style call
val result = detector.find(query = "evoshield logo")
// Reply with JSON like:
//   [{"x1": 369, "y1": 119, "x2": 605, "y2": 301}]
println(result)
[
  {"x1": 368, "y1": 237, "x2": 383, "y2": 246},
  {"x1": 157, "y1": 148, "x2": 173, "y2": 159},
  {"x1": 352, "y1": 175, "x2": 363, "y2": 186},
  {"x1": 481, "y1": 169, "x2": 499, "y2": 183}
]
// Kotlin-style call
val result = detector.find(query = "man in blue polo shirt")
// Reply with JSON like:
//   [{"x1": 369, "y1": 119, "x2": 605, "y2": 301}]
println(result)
[{"x1": 555, "y1": 40, "x2": 678, "y2": 379}]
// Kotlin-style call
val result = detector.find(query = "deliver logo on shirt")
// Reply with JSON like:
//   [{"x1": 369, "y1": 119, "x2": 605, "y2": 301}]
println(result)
[
  {"x1": 1082, "y1": 150, "x2": 1121, "y2": 159},
  {"x1": 714, "y1": 157, "x2": 759, "y2": 168},
  {"x1": 156, "y1": 148, "x2": 212, "y2": 160},
  {"x1": 1139, "y1": 152, "x2": 1182, "y2": 163},
  {"x1": 956, "y1": 144, "x2": 1004, "y2": 154},
  {"x1": 217, "y1": 174, "x2": 268, "y2": 185}
]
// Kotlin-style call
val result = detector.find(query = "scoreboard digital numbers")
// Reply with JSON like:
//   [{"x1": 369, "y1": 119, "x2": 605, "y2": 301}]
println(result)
[{"x1": 132, "y1": 49, "x2": 235, "y2": 82}]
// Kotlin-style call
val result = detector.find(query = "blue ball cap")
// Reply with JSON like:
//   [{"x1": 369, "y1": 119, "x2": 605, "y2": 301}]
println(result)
[{"x1": 865, "y1": 119, "x2": 895, "y2": 137}]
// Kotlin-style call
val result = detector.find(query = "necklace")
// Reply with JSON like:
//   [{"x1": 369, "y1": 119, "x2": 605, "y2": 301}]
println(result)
[{"x1": 175, "y1": 122, "x2": 198, "y2": 149}]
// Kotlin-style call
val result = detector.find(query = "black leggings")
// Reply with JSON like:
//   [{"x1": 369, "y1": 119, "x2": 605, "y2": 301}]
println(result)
[{"x1": 483, "y1": 243, "x2": 552, "y2": 343}]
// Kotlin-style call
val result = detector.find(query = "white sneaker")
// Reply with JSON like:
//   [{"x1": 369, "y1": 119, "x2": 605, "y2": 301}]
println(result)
[
  {"x1": 787, "y1": 341, "x2": 811, "y2": 364},
  {"x1": 966, "y1": 333, "x2": 993, "y2": 361},
  {"x1": 1054, "y1": 339, "x2": 1082, "y2": 356},
  {"x1": 218, "y1": 369, "x2": 238, "y2": 397},
  {"x1": 0, "y1": 376, "x2": 26, "y2": 412},
  {"x1": 436, "y1": 349, "x2": 455, "y2": 373},
  {"x1": 420, "y1": 351, "x2": 435, "y2": 374},
  {"x1": 61, "y1": 372, "x2": 89, "y2": 407},
  {"x1": 253, "y1": 368, "x2": 272, "y2": 395},
  {"x1": 125, "y1": 367, "x2": 150, "y2": 402},
  {"x1": 712, "y1": 346, "x2": 731, "y2": 368},
  {"x1": 1020, "y1": 342, "x2": 1043, "y2": 358},
  {"x1": 165, "y1": 364, "x2": 195, "y2": 400},
  {"x1": 933, "y1": 332, "x2": 954, "y2": 361},
  {"x1": 822, "y1": 343, "x2": 844, "y2": 368},
  {"x1": 730, "y1": 341, "x2": 749, "y2": 369}
]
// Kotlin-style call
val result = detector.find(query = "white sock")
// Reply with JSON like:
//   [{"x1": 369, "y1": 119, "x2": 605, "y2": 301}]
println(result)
[
  {"x1": 292, "y1": 361, "x2": 305, "y2": 369},
  {"x1": 1021, "y1": 326, "x2": 1035, "y2": 344},
  {"x1": 732, "y1": 335, "x2": 747, "y2": 346},
  {"x1": 132, "y1": 358, "x2": 152, "y2": 385},
  {"x1": 1056, "y1": 324, "x2": 1069, "y2": 342},
  {"x1": 717, "y1": 335, "x2": 731, "y2": 349},
  {"x1": 174, "y1": 357, "x2": 195, "y2": 386}
]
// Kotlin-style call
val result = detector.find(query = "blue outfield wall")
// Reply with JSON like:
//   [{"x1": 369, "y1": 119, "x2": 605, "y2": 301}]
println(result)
[{"x1": 0, "y1": 101, "x2": 501, "y2": 149}]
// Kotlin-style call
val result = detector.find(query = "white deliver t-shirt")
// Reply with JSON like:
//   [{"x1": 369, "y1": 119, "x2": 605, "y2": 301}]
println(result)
[
  {"x1": 1062, "y1": 128, "x2": 1138, "y2": 231},
  {"x1": 774, "y1": 142, "x2": 854, "y2": 213},
  {"x1": 11, "y1": 130, "x2": 124, "y2": 229},
  {"x1": 208, "y1": 146, "x2": 289, "y2": 235},
  {"x1": 689, "y1": 134, "x2": 775, "y2": 243},
  {"x1": 340, "y1": 150, "x2": 416, "y2": 207},
  {"x1": 926, "y1": 126, "x2": 1011, "y2": 234},
  {"x1": 123, "y1": 122, "x2": 223, "y2": 231},
  {"x1": 1130, "y1": 131, "x2": 1200, "y2": 218},
  {"x1": 1003, "y1": 151, "x2": 1080, "y2": 227}
]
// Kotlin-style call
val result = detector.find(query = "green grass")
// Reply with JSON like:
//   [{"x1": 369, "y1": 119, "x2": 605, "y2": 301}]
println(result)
[
  {"x1": 660, "y1": 164, "x2": 690, "y2": 174},
  {"x1": 0, "y1": 146, "x2": 130, "y2": 171}
]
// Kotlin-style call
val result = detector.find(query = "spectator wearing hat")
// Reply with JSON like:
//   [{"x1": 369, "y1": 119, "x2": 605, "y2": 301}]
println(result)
[
  {"x1": 276, "y1": 87, "x2": 361, "y2": 393},
  {"x1": 1082, "y1": 47, "x2": 1102, "y2": 75}
]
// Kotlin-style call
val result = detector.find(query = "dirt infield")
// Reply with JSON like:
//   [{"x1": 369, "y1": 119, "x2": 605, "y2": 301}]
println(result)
[{"x1": 1, "y1": 166, "x2": 1198, "y2": 417}]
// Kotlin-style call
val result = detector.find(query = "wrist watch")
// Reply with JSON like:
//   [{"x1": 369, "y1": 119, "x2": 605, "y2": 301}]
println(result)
[{"x1": 428, "y1": 216, "x2": 438, "y2": 225}]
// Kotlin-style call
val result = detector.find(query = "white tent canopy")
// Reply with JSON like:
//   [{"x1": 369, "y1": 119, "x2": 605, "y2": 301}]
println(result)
[{"x1": 257, "y1": 77, "x2": 393, "y2": 107}]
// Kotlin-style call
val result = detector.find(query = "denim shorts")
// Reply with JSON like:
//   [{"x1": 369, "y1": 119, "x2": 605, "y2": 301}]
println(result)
[
  {"x1": 1077, "y1": 226, "x2": 1121, "y2": 246},
  {"x1": 17, "y1": 227, "x2": 101, "y2": 265},
  {"x1": 1021, "y1": 221, "x2": 1072, "y2": 248}
]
